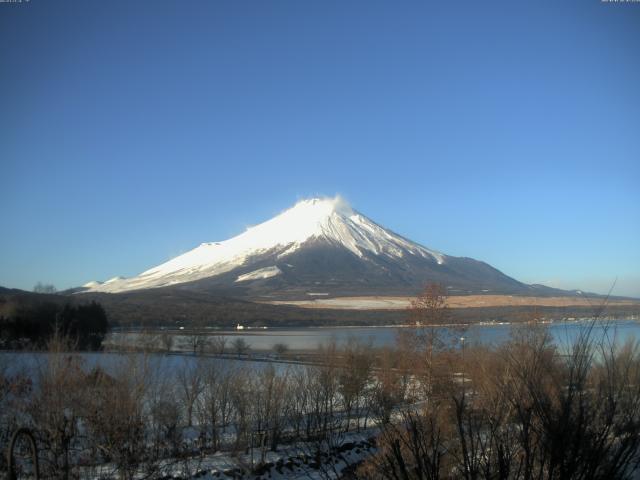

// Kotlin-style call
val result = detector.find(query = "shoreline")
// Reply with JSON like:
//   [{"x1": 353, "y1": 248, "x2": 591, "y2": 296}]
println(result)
[{"x1": 109, "y1": 315, "x2": 640, "y2": 334}]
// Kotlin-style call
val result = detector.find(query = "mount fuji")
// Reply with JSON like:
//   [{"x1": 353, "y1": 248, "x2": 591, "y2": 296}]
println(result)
[{"x1": 81, "y1": 196, "x2": 553, "y2": 299}]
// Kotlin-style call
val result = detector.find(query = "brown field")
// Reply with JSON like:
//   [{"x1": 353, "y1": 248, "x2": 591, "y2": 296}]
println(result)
[{"x1": 264, "y1": 295, "x2": 640, "y2": 310}]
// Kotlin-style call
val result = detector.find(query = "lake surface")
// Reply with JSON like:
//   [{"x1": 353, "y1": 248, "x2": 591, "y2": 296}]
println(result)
[
  {"x1": 0, "y1": 350, "x2": 275, "y2": 380},
  {"x1": 3, "y1": 320, "x2": 639, "y2": 378},
  {"x1": 108, "y1": 318, "x2": 640, "y2": 352}
]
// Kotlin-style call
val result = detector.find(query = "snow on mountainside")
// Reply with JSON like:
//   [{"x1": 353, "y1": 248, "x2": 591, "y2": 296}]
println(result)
[
  {"x1": 84, "y1": 196, "x2": 447, "y2": 294},
  {"x1": 236, "y1": 266, "x2": 282, "y2": 283}
]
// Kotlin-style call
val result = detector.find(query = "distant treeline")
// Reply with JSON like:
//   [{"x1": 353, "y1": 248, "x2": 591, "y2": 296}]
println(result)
[{"x1": 0, "y1": 300, "x2": 109, "y2": 350}]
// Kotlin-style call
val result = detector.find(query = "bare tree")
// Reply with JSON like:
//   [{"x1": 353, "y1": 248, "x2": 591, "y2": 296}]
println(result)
[
  {"x1": 187, "y1": 334, "x2": 206, "y2": 355},
  {"x1": 210, "y1": 335, "x2": 228, "y2": 355},
  {"x1": 306, "y1": 341, "x2": 341, "y2": 439},
  {"x1": 150, "y1": 394, "x2": 182, "y2": 458},
  {"x1": 337, "y1": 337, "x2": 373, "y2": 431},
  {"x1": 254, "y1": 364, "x2": 290, "y2": 452},
  {"x1": 408, "y1": 283, "x2": 449, "y2": 327},
  {"x1": 363, "y1": 407, "x2": 450, "y2": 480},
  {"x1": 230, "y1": 368, "x2": 251, "y2": 453},
  {"x1": 83, "y1": 355, "x2": 151, "y2": 480},
  {"x1": 370, "y1": 346, "x2": 404, "y2": 426},
  {"x1": 33, "y1": 282, "x2": 57, "y2": 294},
  {"x1": 273, "y1": 342, "x2": 289, "y2": 357},
  {"x1": 139, "y1": 330, "x2": 159, "y2": 352},
  {"x1": 28, "y1": 333, "x2": 85, "y2": 479},
  {"x1": 160, "y1": 331, "x2": 174, "y2": 353},
  {"x1": 288, "y1": 366, "x2": 311, "y2": 439},
  {"x1": 198, "y1": 363, "x2": 234, "y2": 451},
  {"x1": 363, "y1": 303, "x2": 640, "y2": 480},
  {"x1": 232, "y1": 337, "x2": 251, "y2": 357},
  {"x1": 176, "y1": 361, "x2": 204, "y2": 427},
  {"x1": 407, "y1": 283, "x2": 454, "y2": 397},
  {"x1": 0, "y1": 357, "x2": 33, "y2": 475}
]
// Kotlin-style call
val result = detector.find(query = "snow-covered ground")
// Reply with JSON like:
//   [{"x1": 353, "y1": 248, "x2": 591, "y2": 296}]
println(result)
[
  {"x1": 265, "y1": 294, "x2": 640, "y2": 310},
  {"x1": 236, "y1": 266, "x2": 282, "y2": 283},
  {"x1": 266, "y1": 296, "x2": 413, "y2": 310},
  {"x1": 133, "y1": 431, "x2": 376, "y2": 480}
]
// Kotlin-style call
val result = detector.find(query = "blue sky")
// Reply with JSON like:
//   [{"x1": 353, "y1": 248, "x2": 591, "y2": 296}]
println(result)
[{"x1": 1, "y1": 0, "x2": 639, "y2": 297}]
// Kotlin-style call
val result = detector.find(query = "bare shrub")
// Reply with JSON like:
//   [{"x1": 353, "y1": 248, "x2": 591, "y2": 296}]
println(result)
[
  {"x1": 82, "y1": 355, "x2": 151, "y2": 480},
  {"x1": 370, "y1": 346, "x2": 405, "y2": 426},
  {"x1": 273, "y1": 342, "x2": 289, "y2": 357},
  {"x1": 337, "y1": 337, "x2": 373, "y2": 431},
  {"x1": 362, "y1": 314, "x2": 640, "y2": 480},
  {"x1": 33, "y1": 282, "x2": 57, "y2": 294},
  {"x1": 160, "y1": 331, "x2": 174, "y2": 352},
  {"x1": 209, "y1": 335, "x2": 228, "y2": 355},
  {"x1": 187, "y1": 334, "x2": 207, "y2": 355},
  {"x1": 232, "y1": 337, "x2": 251, "y2": 357},
  {"x1": 27, "y1": 333, "x2": 86, "y2": 479},
  {"x1": 406, "y1": 283, "x2": 462, "y2": 398},
  {"x1": 0, "y1": 356, "x2": 33, "y2": 474},
  {"x1": 197, "y1": 361, "x2": 234, "y2": 451},
  {"x1": 176, "y1": 360, "x2": 204, "y2": 427},
  {"x1": 229, "y1": 367, "x2": 252, "y2": 453}
]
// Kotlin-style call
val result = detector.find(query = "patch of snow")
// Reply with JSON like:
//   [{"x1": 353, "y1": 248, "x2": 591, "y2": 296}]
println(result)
[
  {"x1": 235, "y1": 266, "x2": 282, "y2": 283},
  {"x1": 104, "y1": 276, "x2": 125, "y2": 284}
]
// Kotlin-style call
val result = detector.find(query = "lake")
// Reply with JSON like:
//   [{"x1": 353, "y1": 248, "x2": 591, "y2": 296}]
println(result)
[
  {"x1": 107, "y1": 318, "x2": 640, "y2": 352},
  {"x1": 2, "y1": 319, "x2": 639, "y2": 379},
  {"x1": 0, "y1": 350, "x2": 276, "y2": 381}
]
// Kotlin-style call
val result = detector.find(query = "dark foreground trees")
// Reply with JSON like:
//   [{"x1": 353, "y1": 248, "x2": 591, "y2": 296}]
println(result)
[{"x1": 0, "y1": 300, "x2": 109, "y2": 350}]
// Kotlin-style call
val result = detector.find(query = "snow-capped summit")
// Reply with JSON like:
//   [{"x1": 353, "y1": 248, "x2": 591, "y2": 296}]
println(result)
[{"x1": 82, "y1": 196, "x2": 527, "y2": 297}]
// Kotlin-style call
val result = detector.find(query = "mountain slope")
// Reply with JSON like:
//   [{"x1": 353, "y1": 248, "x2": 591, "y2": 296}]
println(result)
[{"x1": 82, "y1": 196, "x2": 552, "y2": 298}]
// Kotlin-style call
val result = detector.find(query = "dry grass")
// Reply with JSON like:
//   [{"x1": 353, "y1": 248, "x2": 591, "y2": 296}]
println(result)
[{"x1": 264, "y1": 295, "x2": 640, "y2": 310}]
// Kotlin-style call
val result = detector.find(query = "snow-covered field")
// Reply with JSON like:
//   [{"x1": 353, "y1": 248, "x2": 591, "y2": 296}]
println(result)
[
  {"x1": 118, "y1": 431, "x2": 376, "y2": 480},
  {"x1": 264, "y1": 294, "x2": 640, "y2": 310}
]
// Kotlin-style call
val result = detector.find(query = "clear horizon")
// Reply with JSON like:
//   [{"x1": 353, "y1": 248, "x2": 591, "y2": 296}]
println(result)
[{"x1": 1, "y1": 1, "x2": 639, "y2": 297}]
